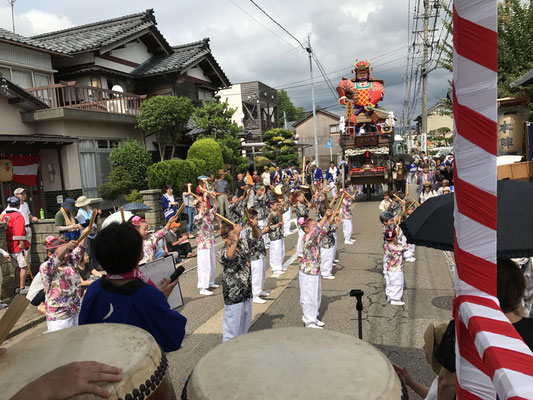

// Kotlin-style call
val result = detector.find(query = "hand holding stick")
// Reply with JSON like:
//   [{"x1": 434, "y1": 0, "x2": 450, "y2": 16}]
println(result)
[
  {"x1": 217, "y1": 213, "x2": 236, "y2": 227},
  {"x1": 324, "y1": 192, "x2": 330, "y2": 210},
  {"x1": 75, "y1": 210, "x2": 97, "y2": 245}
]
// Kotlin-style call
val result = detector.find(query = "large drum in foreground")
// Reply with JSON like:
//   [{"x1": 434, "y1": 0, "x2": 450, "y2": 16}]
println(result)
[
  {"x1": 185, "y1": 327, "x2": 404, "y2": 400},
  {"x1": 0, "y1": 323, "x2": 175, "y2": 399}
]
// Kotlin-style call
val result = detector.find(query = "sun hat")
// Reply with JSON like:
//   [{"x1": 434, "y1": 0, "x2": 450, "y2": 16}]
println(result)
[
  {"x1": 7, "y1": 196, "x2": 20, "y2": 207},
  {"x1": 423, "y1": 181, "x2": 432, "y2": 187},
  {"x1": 75, "y1": 196, "x2": 91, "y2": 208},
  {"x1": 423, "y1": 322, "x2": 448, "y2": 375},
  {"x1": 61, "y1": 198, "x2": 76, "y2": 211},
  {"x1": 13, "y1": 188, "x2": 26, "y2": 195}
]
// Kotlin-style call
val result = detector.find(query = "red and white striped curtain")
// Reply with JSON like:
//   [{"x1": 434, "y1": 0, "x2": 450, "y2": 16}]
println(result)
[{"x1": 453, "y1": 1, "x2": 533, "y2": 398}]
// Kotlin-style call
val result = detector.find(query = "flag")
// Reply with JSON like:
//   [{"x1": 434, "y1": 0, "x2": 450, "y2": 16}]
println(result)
[{"x1": 8, "y1": 154, "x2": 40, "y2": 186}]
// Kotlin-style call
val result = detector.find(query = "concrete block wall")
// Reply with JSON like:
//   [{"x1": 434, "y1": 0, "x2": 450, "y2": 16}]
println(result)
[
  {"x1": 140, "y1": 189, "x2": 165, "y2": 229},
  {"x1": 0, "y1": 222, "x2": 15, "y2": 300},
  {"x1": 30, "y1": 219, "x2": 57, "y2": 275}
]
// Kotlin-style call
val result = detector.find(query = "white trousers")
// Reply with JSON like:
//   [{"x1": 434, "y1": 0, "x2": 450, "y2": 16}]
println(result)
[
  {"x1": 330, "y1": 182, "x2": 337, "y2": 198},
  {"x1": 222, "y1": 299, "x2": 252, "y2": 342},
  {"x1": 269, "y1": 239, "x2": 285, "y2": 273},
  {"x1": 342, "y1": 218, "x2": 353, "y2": 242},
  {"x1": 197, "y1": 247, "x2": 216, "y2": 289},
  {"x1": 297, "y1": 227, "x2": 304, "y2": 257},
  {"x1": 46, "y1": 313, "x2": 79, "y2": 333},
  {"x1": 283, "y1": 208, "x2": 292, "y2": 235},
  {"x1": 320, "y1": 246, "x2": 335, "y2": 277},
  {"x1": 251, "y1": 257, "x2": 267, "y2": 298},
  {"x1": 386, "y1": 271, "x2": 404, "y2": 301},
  {"x1": 299, "y1": 271, "x2": 321, "y2": 325},
  {"x1": 259, "y1": 218, "x2": 270, "y2": 248},
  {"x1": 404, "y1": 244, "x2": 415, "y2": 259}
]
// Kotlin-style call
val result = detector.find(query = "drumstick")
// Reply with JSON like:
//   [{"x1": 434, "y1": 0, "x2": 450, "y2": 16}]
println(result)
[
  {"x1": 336, "y1": 193, "x2": 345, "y2": 212},
  {"x1": 120, "y1": 206, "x2": 125, "y2": 222},
  {"x1": 301, "y1": 156, "x2": 305, "y2": 184},
  {"x1": 0, "y1": 295, "x2": 30, "y2": 344},
  {"x1": 217, "y1": 213, "x2": 236, "y2": 227},
  {"x1": 22, "y1": 254, "x2": 33, "y2": 280},
  {"x1": 243, "y1": 207, "x2": 251, "y2": 222},
  {"x1": 324, "y1": 192, "x2": 330, "y2": 210},
  {"x1": 75, "y1": 209, "x2": 97, "y2": 245},
  {"x1": 176, "y1": 202, "x2": 185, "y2": 216},
  {"x1": 342, "y1": 190, "x2": 356, "y2": 201}
]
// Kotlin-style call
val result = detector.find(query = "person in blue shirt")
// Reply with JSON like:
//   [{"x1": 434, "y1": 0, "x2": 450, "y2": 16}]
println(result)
[
  {"x1": 79, "y1": 222, "x2": 187, "y2": 352},
  {"x1": 270, "y1": 166, "x2": 282, "y2": 186},
  {"x1": 310, "y1": 162, "x2": 323, "y2": 182}
]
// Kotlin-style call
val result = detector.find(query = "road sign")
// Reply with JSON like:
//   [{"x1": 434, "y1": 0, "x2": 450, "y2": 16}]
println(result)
[{"x1": 325, "y1": 139, "x2": 333, "y2": 149}]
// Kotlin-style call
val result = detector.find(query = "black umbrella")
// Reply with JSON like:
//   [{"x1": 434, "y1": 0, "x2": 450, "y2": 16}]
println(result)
[
  {"x1": 391, "y1": 153, "x2": 414, "y2": 164},
  {"x1": 122, "y1": 202, "x2": 152, "y2": 212},
  {"x1": 400, "y1": 179, "x2": 533, "y2": 258}
]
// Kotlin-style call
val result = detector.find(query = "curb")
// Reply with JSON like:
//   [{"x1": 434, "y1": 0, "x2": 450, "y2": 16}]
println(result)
[{"x1": 6, "y1": 314, "x2": 46, "y2": 340}]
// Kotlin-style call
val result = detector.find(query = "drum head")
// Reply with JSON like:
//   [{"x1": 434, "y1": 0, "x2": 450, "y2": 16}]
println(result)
[
  {"x1": 274, "y1": 184, "x2": 283, "y2": 195},
  {"x1": 0, "y1": 323, "x2": 169, "y2": 400},
  {"x1": 187, "y1": 327, "x2": 402, "y2": 400}
]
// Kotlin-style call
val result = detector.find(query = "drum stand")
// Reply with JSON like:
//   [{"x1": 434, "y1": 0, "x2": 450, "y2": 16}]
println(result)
[{"x1": 349, "y1": 289, "x2": 364, "y2": 340}]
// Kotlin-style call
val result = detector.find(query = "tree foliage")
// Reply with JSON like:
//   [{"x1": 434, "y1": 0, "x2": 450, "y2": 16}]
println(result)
[
  {"x1": 187, "y1": 138, "x2": 225, "y2": 174},
  {"x1": 98, "y1": 166, "x2": 134, "y2": 207},
  {"x1": 137, "y1": 96, "x2": 194, "y2": 160},
  {"x1": 277, "y1": 89, "x2": 307, "y2": 127},
  {"x1": 147, "y1": 158, "x2": 206, "y2": 194},
  {"x1": 262, "y1": 128, "x2": 299, "y2": 168},
  {"x1": 108, "y1": 139, "x2": 152, "y2": 190}
]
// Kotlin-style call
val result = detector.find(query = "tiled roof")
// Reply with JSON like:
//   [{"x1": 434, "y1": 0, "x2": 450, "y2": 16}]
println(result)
[
  {"x1": 31, "y1": 9, "x2": 170, "y2": 54},
  {"x1": 0, "y1": 27, "x2": 68, "y2": 54},
  {"x1": 133, "y1": 39, "x2": 210, "y2": 76}
]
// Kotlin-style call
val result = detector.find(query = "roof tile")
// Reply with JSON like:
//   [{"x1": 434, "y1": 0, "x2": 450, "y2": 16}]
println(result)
[{"x1": 0, "y1": 27, "x2": 68, "y2": 54}]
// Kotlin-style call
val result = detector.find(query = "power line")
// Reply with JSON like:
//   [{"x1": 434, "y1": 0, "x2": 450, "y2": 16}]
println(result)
[{"x1": 248, "y1": 0, "x2": 306, "y2": 51}]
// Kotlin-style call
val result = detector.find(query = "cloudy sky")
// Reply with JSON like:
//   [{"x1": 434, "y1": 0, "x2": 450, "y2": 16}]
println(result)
[{"x1": 0, "y1": 0, "x2": 451, "y2": 126}]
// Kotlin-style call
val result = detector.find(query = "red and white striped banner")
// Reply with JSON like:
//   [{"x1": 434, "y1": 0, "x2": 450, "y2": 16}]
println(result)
[
  {"x1": 453, "y1": 1, "x2": 533, "y2": 398},
  {"x1": 8, "y1": 154, "x2": 39, "y2": 186}
]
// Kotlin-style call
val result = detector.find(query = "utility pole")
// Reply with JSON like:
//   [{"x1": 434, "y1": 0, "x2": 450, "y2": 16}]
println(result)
[
  {"x1": 307, "y1": 36, "x2": 319, "y2": 169},
  {"x1": 283, "y1": 111, "x2": 288, "y2": 129},
  {"x1": 421, "y1": 0, "x2": 430, "y2": 152},
  {"x1": 8, "y1": 0, "x2": 16, "y2": 33}
]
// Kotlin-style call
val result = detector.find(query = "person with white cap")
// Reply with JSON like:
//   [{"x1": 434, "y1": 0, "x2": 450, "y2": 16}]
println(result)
[
  {"x1": 1, "y1": 196, "x2": 30, "y2": 294},
  {"x1": 13, "y1": 188, "x2": 38, "y2": 256},
  {"x1": 75, "y1": 196, "x2": 100, "y2": 267}
]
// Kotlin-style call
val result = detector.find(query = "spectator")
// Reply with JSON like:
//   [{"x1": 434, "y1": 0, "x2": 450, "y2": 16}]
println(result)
[
  {"x1": 325, "y1": 161, "x2": 339, "y2": 183},
  {"x1": 215, "y1": 169, "x2": 230, "y2": 218},
  {"x1": 161, "y1": 185, "x2": 179, "y2": 222},
  {"x1": 55, "y1": 198, "x2": 82, "y2": 241},
  {"x1": 252, "y1": 169, "x2": 261, "y2": 184},
  {"x1": 406, "y1": 160, "x2": 418, "y2": 184},
  {"x1": 76, "y1": 252, "x2": 103, "y2": 296},
  {"x1": 417, "y1": 164, "x2": 435, "y2": 193},
  {"x1": 165, "y1": 221, "x2": 196, "y2": 259},
  {"x1": 394, "y1": 161, "x2": 407, "y2": 193},
  {"x1": 304, "y1": 160, "x2": 312, "y2": 184},
  {"x1": 182, "y1": 183, "x2": 195, "y2": 239},
  {"x1": 420, "y1": 182, "x2": 437, "y2": 204},
  {"x1": 442, "y1": 163, "x2": 454, "y2": 186},
  {"x1": 13, "y1": 188, "x2": 38, "y2": 257},
  {"x1": 75, "y1": 196, "x2": 99, "y2": 267},
  {"x1": 79, "y1": 222, "x2": 187, "y2": 352},
  {"x1": 261, "y1": 166, "x2": 271, "y2": 187},
  {"x1": 379, "y1": 191, "x2": 393, "y2": 212},
  {"x1": 40, "y1": 230, "x2": 90, "y2": 332},
  {"x1": 1, "y1": 196, "x2": 30, "y2": 294},
  {"x1": 271, "y1": 166, "x2": 282, "y2": 186},
  {"x1": 436, "y1": 179, "x2": 450, "y2": 195}
]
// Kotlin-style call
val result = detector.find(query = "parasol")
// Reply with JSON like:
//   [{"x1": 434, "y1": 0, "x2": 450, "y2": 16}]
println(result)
[
  {"x1": 122, "y1": 202, "x2": 152, "y2": 212},
  {"x1": 400, "y1": 180, "x2": 533, "y2": 258},
  {"x1": 391, "y1": 153, "x2": 414, "y2": 164},
  {"x1": 102, "y1": 210, "x2": 134, "y2": 229}
]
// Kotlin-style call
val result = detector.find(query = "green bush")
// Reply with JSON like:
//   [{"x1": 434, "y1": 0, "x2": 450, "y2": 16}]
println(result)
[
  {"x1": 187, "y1": 138, "x2": 224, "y2": 174},
  {"x1": 108, "y1": 139, "x2": 152, "y2": 189},
  {"x1": 125, "y1": 189, "x2": 144, "y2": 204},
  {"x1": 99, "y1": 166, "x2": 134, "y2": 206},
  {"x1": 254, "y1": 156, "x2": 271, "y2": 169}
]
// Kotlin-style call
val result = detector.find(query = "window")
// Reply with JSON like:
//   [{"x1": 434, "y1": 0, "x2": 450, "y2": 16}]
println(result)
[
  {"x1": 78, "y1": 139, "x2": 118, "y2": 198},
  {"x1": 0, "y1": 66, "x2": 11, "y2": 80},
  {"x1": 11, "y1": 69, "x2": 33, "y2": 88},
  {"x1": 34, "y1": 73, "x2": 51, "y2": 87},
  {"x1": 330, "y1": 124, "x2": 340, "y2": 134},
  {"x1": 91, "y1": 76, "x2": 102, "y2": 88},
  {"x1": 198, "y1": 89, "x2": 214, "y2": 100}
]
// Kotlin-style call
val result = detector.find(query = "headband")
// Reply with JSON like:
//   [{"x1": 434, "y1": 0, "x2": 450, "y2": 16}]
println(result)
[
  {"x1": 44, "y1": 236, "x2": 66, "y2": 250},
  {"x1": 298, "y1": 217, "x2": 313, "y2": 227},
  {"x1": 131, "y1": 216, "x2": 147, "y2": 226}
]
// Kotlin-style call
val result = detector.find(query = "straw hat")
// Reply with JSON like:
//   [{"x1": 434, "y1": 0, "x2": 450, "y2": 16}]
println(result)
[
  {"x1": 423, "y1": 181, "x2": 432, "y2": 187},
  {"x1": 75, "y1": 196, "x2": 91, "y2": 208},
  {"x1": 423, "y1": 322, "x2": 448, "y2": 375}
]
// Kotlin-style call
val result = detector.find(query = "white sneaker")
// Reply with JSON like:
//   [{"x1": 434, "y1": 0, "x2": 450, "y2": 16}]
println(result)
[
  {"x1": 390, "y1": 300, "x2": 405, "y2": 306},
  {"x1": 209, "y1": 284, "x2": 220, "y2": 289},
  {"x1": 18, "y1": 287, "x2": 29, "y2": 295},
  {"x1": 322, "y1": 275, "x2": 335, "y2": 280},
  {"x1": 305, "y1": 323, "x2": 323, "y2": 329},
  {"x1": 316, "y1": 320, "x2": 325, "y2": 327},
  {"x1": 344, "y1": 240, "x2": 354, "y2": 244},
  {"x1": 259, "y1": 290, "x2": 271, "y2": 297},
  {"x1": 199, "y1": 289, "x2": 213, "y2": 296},
  {"x1": 334, "y1": 259, "x2": 339, "y2": 263},
  {"x1": 253, "y1": 297, "x2": 267, "y2": 304},
  {"x1": 404, "y1": 257, "x2": 416, "y2": 262}
]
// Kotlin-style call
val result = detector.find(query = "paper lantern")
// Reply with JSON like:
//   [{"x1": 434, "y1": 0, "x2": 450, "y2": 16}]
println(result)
[{"x1": 0, "y1": 159, "x2": 13, "y2": 182}]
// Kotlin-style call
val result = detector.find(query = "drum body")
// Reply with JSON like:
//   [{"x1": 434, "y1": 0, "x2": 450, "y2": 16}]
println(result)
[
  {"x1": 0, "y1": 323, "x2": 176, "y2": 400},
  {"x1": 185, "y1": 327, "x2": 403, "y2": 400}
]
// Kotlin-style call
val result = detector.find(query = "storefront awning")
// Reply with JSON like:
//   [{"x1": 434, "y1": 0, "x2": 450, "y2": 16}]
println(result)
[{"x1": 0, "y1": 134, "x2": 78, "y2": 145}]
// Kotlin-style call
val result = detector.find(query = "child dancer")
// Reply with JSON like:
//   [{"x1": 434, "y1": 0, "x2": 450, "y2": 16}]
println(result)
[
  {"x1": 298, "y1": 208, "x2": 332, "y2": 329},
  {"x1": 399, "y1": 201, "x2": 417, "y2": 262},
  {"x1": 268, "y1": 199, "x2": 285, "y2": 278},
  {"x1": 243, "y1": 208, "x2": 270, "y2": 304},
  {"x1": 282, "y1": 181, "x2": 293, "y2": 236},
  {"x1": 379, "y1": 191, "x2": 393, "y2": 212},
  {"x1": 219, "y1": 224, "x2": 253, "y2": 342},
  {"x1": 40, "y1": 228, "x2": 90, "y2": 332},
  {"x1": 383, "y1": 226, "x2": 410, "y2": 305},
  {"x1": 253, "y1": 184, "x2": 270, "y2": 249},
  {"x1": 132, "y1": 214, "x2": 178, "y2": 264},
  {"x1": 320, "y1": 208, "x2": 341, "y2": 280},
  {"x1": 294, "y1": 190, "x2": 309, "y2": 258},
  {"x1": 380, "y1": 211, "x2": 395, "y2": 294},
  {"x1": 195, "y1": 196, "x2": 220, "y2": 295},
  {"x1": 312, "y1": 180, "x2": 327, "y2": 219},
  {"x1": 340, "y1": 186, "x2": 356, "y2": 244},
  {"x1": 229, "y1": 190, "x2": 249, "y2": 226}
]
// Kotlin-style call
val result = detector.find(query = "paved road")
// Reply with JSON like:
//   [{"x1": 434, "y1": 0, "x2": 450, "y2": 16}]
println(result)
[{"x1": 5, "y1": 198, "x2": 455, "y2": 398}]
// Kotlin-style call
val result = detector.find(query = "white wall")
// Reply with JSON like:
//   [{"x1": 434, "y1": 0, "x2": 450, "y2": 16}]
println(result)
[
  {"x1": 0, "y1": 42, "x2": 53, "y2": 71},
  {"x1": 94, "y1": 57, "x2": 132, "y2": 74},
  {"x1": 218, "y1": 84, "x2": 243, "y2": 126},
  {"x1": 186, "y1": 65, "x2": 212, "y2": 82},
  {"x1": 110, "y1": 40, "x2": 152, "y2": 65},
  {"x1": 0, "y1": 96, "x2": 38, "y2": 135}
]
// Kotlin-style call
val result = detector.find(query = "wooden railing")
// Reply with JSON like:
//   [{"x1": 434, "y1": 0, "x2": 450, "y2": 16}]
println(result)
[{"x1": 26, "y1": 82, "x2": 146, "y2": 116}]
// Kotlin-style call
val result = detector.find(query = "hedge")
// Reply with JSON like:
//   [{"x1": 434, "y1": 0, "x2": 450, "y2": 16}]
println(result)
[
  {"x1": 187, "y1": 138, "x2": 224, "y2": 174},
  {"x1": 147, "y1": 158, "x2": 206, "y2": 195}
]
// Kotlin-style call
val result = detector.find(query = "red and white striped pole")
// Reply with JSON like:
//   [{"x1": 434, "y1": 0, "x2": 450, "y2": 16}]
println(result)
[{"x1": 453, "y1": 1, "x2": 533, "y2": 398}]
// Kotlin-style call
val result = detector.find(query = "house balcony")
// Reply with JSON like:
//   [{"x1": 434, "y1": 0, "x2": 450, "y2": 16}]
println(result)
[{"x1": 22, "y1": 82, "x2": 146, "y2": 124}]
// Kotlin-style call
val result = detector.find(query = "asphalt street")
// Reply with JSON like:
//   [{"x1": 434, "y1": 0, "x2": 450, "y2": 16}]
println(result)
[{"x1": 5, "y1": 198, "x2": 455, "y2": 398}]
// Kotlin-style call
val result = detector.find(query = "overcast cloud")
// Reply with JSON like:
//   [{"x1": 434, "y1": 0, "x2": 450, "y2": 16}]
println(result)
[{"x1": 0, "y1": 0, "x2": 451, "y2": 125}]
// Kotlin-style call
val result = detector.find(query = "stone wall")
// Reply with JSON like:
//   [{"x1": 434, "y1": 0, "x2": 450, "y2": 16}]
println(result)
[
  {"x1": 140, "y1": 189, "x2": 165, "y2": 229},
  {"x1": 30, "y1": 219, "x2": 57, "y2": 275},
  {"x1": 0, "y1": 222, "x2": 15, "y2": 300}
]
